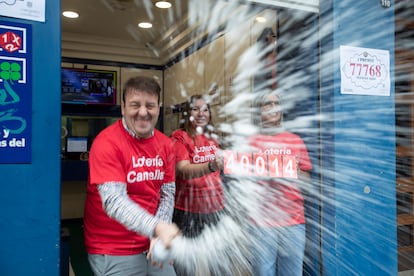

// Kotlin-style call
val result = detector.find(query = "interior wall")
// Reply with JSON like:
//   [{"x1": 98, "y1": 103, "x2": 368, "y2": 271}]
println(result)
[{"x1": 163, "y1": 8, "x2": 277, "y2": 137}]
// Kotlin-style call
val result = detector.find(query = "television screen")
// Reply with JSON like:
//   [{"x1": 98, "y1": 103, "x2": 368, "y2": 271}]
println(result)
[{"x1": 61, "y1": 68, "x2": 117, "y2": 105}]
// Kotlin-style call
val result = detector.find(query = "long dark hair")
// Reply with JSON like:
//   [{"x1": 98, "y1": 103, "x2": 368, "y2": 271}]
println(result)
[{"x1": 180, "y1": 94, "x2": 216, "y2": 139}]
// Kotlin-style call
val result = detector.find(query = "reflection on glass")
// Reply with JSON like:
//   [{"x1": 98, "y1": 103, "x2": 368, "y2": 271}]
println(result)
[
  {"x1": 398, "y1": 225, "x2": 413, "y2": 248},
  {"x1": 397, "y1": 192, "x2": 413, "y2": 215}
]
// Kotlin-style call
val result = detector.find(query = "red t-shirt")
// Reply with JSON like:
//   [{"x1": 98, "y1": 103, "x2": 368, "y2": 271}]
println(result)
[
  {"x1": 248, "y1": 131, "x2": 312, "y2": 227},
  {"x1": 84, "y1": 120, "x2": 175, "y2": 255},
  {"x1": 170, "y1": 129, "x2": 224, "y2": 213}
]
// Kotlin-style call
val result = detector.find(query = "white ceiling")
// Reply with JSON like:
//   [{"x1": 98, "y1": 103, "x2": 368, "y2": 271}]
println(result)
[
  {"x1": 61, "y1": 0, "x2": 192, "y2": 65},
  {"x1": 60, "y1": 0, "x2": 321, "y2": 65}
]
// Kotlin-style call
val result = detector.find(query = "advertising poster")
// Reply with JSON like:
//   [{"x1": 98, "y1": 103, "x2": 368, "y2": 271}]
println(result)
[
  {"x1": 0, "y1": 20, "x2": 32, "y2": 163},
  {"x1": 340, "y1": 45, "x2": 390, "y2": 96}
]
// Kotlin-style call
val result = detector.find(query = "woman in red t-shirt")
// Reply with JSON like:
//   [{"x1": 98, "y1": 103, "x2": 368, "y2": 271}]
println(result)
[
  {"x1": 170, "y1": 94, "x2": 224, "y2": 275},
  {"x1": 249, "y1": 90, "x2": 312, "y2": 276}
]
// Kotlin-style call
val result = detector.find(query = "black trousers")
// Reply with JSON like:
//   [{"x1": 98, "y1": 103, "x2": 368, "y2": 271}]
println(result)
[{"x1": 172, "y1": 208, "x2": 222, "y2": 238}]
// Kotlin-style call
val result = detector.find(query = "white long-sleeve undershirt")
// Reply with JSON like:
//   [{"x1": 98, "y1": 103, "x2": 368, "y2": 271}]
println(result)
[{"x1": 97, "y1": 181, "x2": 175, "y2": 238}]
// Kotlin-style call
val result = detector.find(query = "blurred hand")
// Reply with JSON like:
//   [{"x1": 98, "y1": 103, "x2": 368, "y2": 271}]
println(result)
[
  {"x1": 148, "y1": 237, "x2": 173, "y2": 268},
  {"x1": 148, "y1": 222, "x2": 180, "y2": 267},
  {"x1": 154, "y1": 222, "x2": 180, "y2": 248},
  {"x1": 214, "y1": 150, "x2": 223, "y2": 171}
]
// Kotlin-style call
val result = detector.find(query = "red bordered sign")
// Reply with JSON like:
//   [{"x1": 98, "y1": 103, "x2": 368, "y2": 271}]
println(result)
[{"x1": 223, "y1": 150, "x2": 298, "y2": 179}]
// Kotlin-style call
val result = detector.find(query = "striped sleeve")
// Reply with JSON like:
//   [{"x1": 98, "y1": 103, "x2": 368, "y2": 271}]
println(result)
[
  {"x1": 97, "y1": 182, "x2": 158, "y2": 238},
  {"x1": 155, "y1": 182, "x2": 175, "y2": 222}
]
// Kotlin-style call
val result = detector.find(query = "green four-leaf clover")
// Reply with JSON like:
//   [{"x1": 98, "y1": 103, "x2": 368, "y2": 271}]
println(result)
[{"x1": 0, "y1": 62, "x2": 22, "y2": 83}]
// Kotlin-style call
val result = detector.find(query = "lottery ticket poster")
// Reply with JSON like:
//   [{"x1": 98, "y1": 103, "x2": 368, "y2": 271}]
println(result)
[{"x1": 340, "y1": 45, "x2": 390, "y2": 96}]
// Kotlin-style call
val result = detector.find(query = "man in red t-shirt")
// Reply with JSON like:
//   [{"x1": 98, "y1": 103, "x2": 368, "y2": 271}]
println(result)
[{"x1": 84, "y1": 76, "x2": 179, "y2": 276}]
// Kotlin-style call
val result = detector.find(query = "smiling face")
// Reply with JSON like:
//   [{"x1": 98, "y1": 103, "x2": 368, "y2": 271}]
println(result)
[
  {"x1": 121, "y1": 89, "x2": 160, "y2": 139},
  {"x1": 190, "y1": 98, "x2": 210, "y2": 131},
  {"x1": 260, "y1": 93, "x2": 282, "y2": 129}
]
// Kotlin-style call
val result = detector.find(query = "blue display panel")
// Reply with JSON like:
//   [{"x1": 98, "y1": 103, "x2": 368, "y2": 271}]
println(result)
[{"x1": 61, "y1": 67, "x2": 117, "y2": 105}]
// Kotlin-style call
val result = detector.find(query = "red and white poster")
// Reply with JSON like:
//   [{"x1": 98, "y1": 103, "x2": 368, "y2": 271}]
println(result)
[{"x1": 340, "y1": 45, "x2": 390, "y2": 96}]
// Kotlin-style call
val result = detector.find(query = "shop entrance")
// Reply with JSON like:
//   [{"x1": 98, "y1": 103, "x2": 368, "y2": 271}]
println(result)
[{"x1": 59, "y1": 0, "x2": 402, "y2": 274}]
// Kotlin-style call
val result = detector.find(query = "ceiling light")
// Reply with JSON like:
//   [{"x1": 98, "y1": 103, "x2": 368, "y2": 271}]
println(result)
[
  {"x1": 138, "y1": 22, "x2": 153, "y2": 29},
  {"x1": 255, "y1": 16, "x2": 266, "y2": 23},
  {"x1": 155, "y1": 1, "x2": 172, "y2": 8},
  {"x1": 62, "y1": 11, "x2": 79, "y2": 19}
]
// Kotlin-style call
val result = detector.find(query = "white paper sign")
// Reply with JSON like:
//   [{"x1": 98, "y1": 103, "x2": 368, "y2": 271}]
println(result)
[
  {"x1": 0, "y1": 0, "x2": 45, "y2": 22},
  {"x1": 340, "y1": 45, "x2": 390, "y2": 96}
]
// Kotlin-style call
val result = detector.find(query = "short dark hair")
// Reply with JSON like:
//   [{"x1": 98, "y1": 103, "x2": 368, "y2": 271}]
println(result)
[{"x1": 122, "y1": 76, "x2": 161, "y2": 104}]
